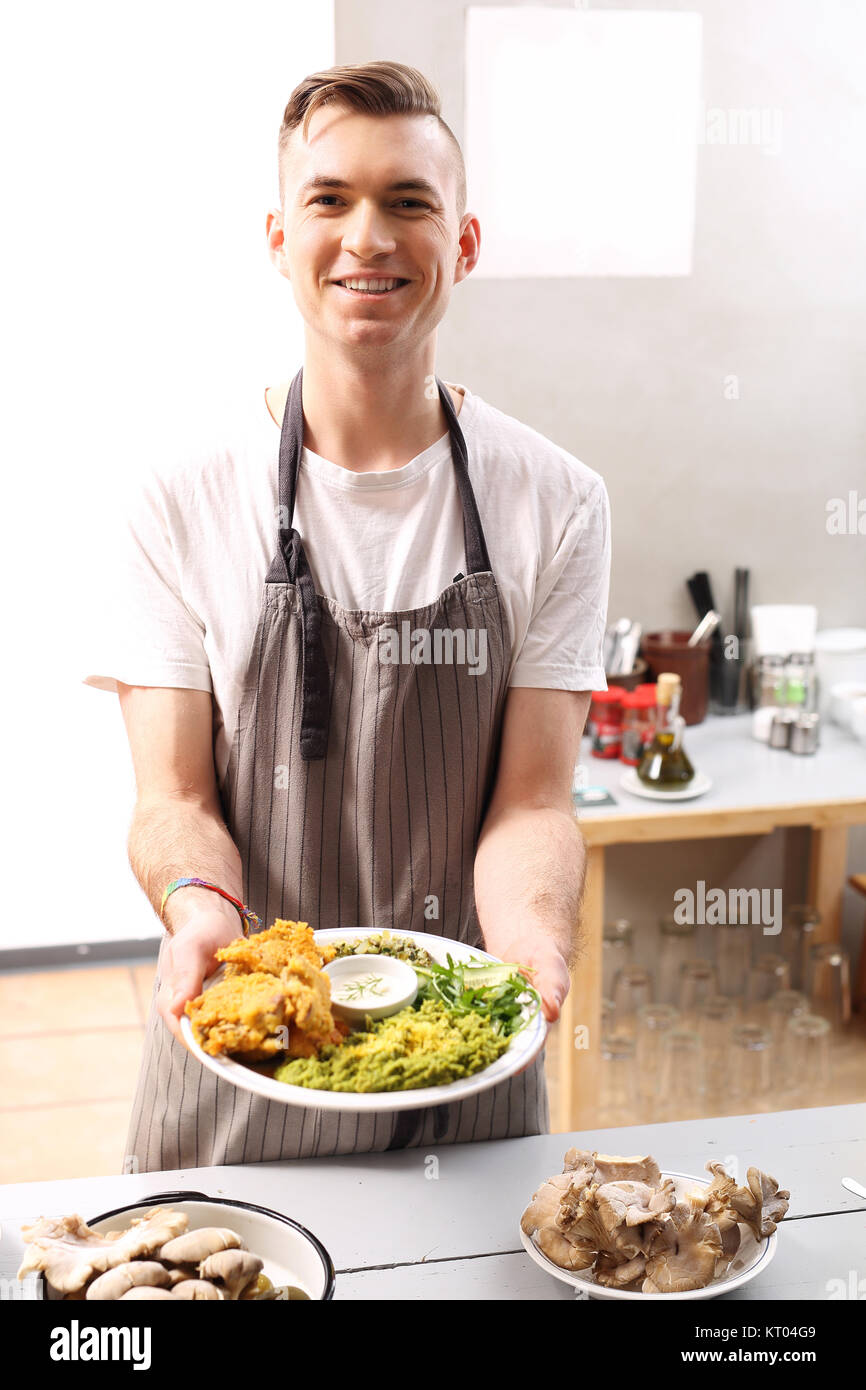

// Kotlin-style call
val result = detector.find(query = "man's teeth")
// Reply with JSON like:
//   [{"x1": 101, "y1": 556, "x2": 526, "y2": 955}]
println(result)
[{"x1": 336, "y1": 278, "x2": 405, "y2": 292}]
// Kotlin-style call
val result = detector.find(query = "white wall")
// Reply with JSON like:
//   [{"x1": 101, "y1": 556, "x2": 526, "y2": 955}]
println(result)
[{"x1": 1, "y1": 0, "x2": 334, "y2": 947}]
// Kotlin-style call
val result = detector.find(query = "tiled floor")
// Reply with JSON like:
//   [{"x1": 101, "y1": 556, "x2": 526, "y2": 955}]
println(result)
[{"x1": 0, "y1": 961, "x2": 157, "y2": 1183}]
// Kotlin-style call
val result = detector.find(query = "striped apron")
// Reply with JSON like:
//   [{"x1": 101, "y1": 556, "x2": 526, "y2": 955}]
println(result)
[{"x1": 125, "y1": 368, "x2": 548, "y2": 1172}]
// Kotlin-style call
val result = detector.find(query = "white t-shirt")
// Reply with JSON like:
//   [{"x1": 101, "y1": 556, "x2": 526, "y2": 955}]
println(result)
[{"x1": 83, "y1": 380, "x2": 611, "y2": 784}]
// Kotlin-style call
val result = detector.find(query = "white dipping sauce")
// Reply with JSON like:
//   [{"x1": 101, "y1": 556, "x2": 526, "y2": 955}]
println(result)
[{"x1": 331, "y1": 968, "x2": 404, "y2": 1006}]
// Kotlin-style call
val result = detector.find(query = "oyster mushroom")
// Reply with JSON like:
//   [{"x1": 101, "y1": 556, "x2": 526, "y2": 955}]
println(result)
[
  {"x1": 592, "y1": 1154, "x2": 662, "y2": 1187},
  {"x1": 18, "y1": 1208, "x2": 188, "y2": 1296},
  {"x1": 593, "y1": 1178, "x2": 676, "y2": 1233},
  {"x1": 171, "y1": 1279, "x2": 224, "y2": 1300},
  {"x1": 199, "y1": 1249, "x2": 263, "y2": 1299},
  {"x1": 159, "y1": 1228, "x2": 245, "y2": 1264},
  {"x1": 716, "y1": 1221, "x2": 742, "y2": 1275},
  {"x1": 119, "y1": 1286, "x2": 177, "y2": 1300},
  {"x1": 86, "y1": 1261, "x2": 173, "y2": 1301},
  {"x1": 700, "y1": 1161, "x2": 742, "y2": 1231},
  {"x1": 642, "y1": 1200, "x2": 724, "y2": 1293},
  {"x1": 729, "y1": 1166, "x2": 790, "y2": 1240},
  {"x1": 520, "y1": 1170, "x2": 597, "y2": 1265},
  {"x1": 594, "y1": 1252, "x2": 647, "y2": 1288},
  {"x1": 521, "y1": 1171, "x2": 574, "y2": 1237}
]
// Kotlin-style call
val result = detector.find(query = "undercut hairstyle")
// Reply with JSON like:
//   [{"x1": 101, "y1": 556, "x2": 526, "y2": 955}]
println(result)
[{"x1": 277, "y1": 60, "x2": 467, "y2": 219}]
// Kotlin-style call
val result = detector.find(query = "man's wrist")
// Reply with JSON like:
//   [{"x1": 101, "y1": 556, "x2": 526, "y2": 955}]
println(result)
[{"x1": 162, "y1": 885, "x2": 244, "y2": 936}]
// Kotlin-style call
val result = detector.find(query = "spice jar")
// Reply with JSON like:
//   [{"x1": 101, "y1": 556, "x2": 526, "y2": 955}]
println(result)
[
  {"x1": 620, "y1": 686, "x2": 657, "y2": 764},
  {"x1": 589, "y1": 687, "x2": 627, "y2": 758}
]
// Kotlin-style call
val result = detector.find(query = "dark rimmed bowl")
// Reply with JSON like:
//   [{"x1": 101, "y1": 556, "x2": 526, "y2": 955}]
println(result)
[{"x1": 85, "y1": 1190, "x2": 335, "y2": 1300}]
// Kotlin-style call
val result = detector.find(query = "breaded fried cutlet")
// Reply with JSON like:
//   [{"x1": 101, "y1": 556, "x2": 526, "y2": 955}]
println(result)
[
  {"x1": 186, "y1": 949, "x2": 343, "y2": 1060},
  {"x1": 185, "y1": 971, "x2": 292, "y2": 1057},
  {"x1": 216, "y1": 919, "x2": 335, "y2": 977}
]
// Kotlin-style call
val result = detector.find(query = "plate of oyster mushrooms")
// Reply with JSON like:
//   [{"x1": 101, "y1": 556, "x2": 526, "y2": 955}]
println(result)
[
  {"x1": 520, "y1": 1149, "x2": 790, "y2": 1299},
  {"x1": 17, "y1": 1193, "x2": 335, "y2": 1301}
]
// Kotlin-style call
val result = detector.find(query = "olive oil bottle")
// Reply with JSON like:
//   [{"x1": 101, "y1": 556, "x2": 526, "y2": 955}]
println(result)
[{"x1": 637, "y1": 672, "x2": 695, "y2": 788}]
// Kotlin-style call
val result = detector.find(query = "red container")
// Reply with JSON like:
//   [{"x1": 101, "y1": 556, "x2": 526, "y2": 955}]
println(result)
[
  {"x1": 589, "y1": 686, "x2": 627, "y2": 758},
  {"x1": 620, "y1": 686, "x2": 657, "y2": 765}
]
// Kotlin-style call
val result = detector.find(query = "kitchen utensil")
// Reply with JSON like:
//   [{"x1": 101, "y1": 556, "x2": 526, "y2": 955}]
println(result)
[
  {"x1": 787, "y1": 1014, "x2": 831, "y2": 1096},
  {"x1": 602, "y1": 919, "x2": 634, "y2": 1000},
  {"x1": 841, "y1": 1177, "x2": 866, "y2": 1202},
  {"x1": 642, "y1": 630, "x2": 710, "y2": 724},
  {"x1": 807, "y1": 942, "x2": 852, "y2": 1029},
  {"x1": 750, "y1": 606, "x2": 818, "y2": 659},
  {"x1": 780, "y1": 905, "x2": 821, "y2": 991},
  {"x1": 830, "y1": 682, "x2": 866, "y2": 728},
  {"x1": 636, "y1": 1003, "x2": 680, "y2": 1100},
  {"x1": 769, "y1": 710, "x2": 797, "y2": 748},
  {"x1": 715, "y1": 921, "x2": 751, "y2": 998},
  {"x1": 790, "y1": 711, "x2": 820, "y2": 754},
  {"x1": 687, "y1": 610, "x2": 721, "y2": 646},
  {"x1": 657, "y1": 916, "x2": 698, "y2": 1007},
  {"x1": 598, "y1": 1033, "x2": 640, "y2": 1126},
  {"x1": 746, "y1": 954, "x2": 791, "y2": 1013},
  {"x1": 678, "y1": 959, "x2": 718, "y2": 1021},
  {"x1": 614, "y1": 621, "x2": 643, "y2": 676},
  {"x1": 612, "y1": 966, "x2": 654, "y2": 1032},
  {"x1": 733, "y1": 568, "x2": 750, "y2": 643},
  {"x1": 658, "y1": 1029, "x2": 705, "y2": 1118},
  {"x1": 728, "y1": 1023, "x2": 774, "y2": 1101},
  {"x1": 767, "y1": 990, "x2": 809, "y2": 1089},
  {"x1": 814, "y1": 628, "x2": 866, "y2": 716}
]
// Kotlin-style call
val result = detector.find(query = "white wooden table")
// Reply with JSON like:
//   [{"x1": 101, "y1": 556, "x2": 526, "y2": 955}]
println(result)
[{"x1": 2, "y1": 1104, "x2": 863, "y2": 1300}]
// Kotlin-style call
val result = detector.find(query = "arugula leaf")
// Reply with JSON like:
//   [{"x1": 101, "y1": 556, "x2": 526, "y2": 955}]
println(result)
[{"x1": 413, "y1": 957, "x2": 541, "y2": 1037}]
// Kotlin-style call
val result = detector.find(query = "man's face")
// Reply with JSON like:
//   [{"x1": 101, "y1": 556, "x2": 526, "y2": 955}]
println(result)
[{"x1": 267, "y1": 106, "x2": 478, "y2": 356}]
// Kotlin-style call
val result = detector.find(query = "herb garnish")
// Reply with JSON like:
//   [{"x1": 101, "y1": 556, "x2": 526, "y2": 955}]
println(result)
[{"x1": 413, "y1": 957, "x2": 541, "y2": 1037}]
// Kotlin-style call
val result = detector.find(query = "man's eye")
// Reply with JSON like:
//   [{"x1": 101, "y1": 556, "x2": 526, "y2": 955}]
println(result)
[{"x1": 311, "y1": 196, "x2": 428, "y2": 209}]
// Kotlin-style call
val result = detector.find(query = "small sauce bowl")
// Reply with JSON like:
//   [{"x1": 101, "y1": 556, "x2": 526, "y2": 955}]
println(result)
[{"x1": 323, "y1": 954, "x2": 418, "y2": 1024}]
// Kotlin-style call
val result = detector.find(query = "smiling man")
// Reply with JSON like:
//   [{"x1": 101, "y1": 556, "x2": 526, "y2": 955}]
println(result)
[{"x1": 85, "y1": 61, "x2": 611, "y2": 1169}]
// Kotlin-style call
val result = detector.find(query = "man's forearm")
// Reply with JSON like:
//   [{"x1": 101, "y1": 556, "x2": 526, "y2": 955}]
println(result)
[
  {"x1": 474, "y1": 804, "x2": 587, "y2": 966},
  {"x1": 127, "y1": 794, "x2": 244, "y2": 933}
]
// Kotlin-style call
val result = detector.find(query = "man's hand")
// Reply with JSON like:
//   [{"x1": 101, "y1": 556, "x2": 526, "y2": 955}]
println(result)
[
  {"x1": 495, "y1": 932, "x2": 571, "y2": 1024},
  {"x1": 475, "y1": 688, "x2": 593, "y2": 1029},
  {"x1": 157, "y1": 894, "x2": 242, "y2": 1043}
]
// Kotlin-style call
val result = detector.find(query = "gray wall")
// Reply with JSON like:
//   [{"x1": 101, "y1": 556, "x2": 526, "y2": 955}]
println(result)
[{"x1": 336, "y1": 0, "x2": 866, "y2": 950}]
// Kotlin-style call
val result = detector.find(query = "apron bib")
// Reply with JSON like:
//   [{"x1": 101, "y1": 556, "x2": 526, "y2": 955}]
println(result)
[{"x1": 126, "y1": 369, "x2": 548, "y2": 1171}]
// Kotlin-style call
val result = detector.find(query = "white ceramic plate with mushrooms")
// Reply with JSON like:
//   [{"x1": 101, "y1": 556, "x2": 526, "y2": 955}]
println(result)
[
  {"x1": 520, "y1": 1171, "x2": 778, "y2": 1301},
  {"x1": 180, "y1": 927, "x2": 547, "y2": 1112}
]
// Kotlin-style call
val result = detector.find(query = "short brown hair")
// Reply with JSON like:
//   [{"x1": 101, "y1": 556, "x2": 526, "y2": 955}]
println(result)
[{"x1": 277, "y1": 60, "x2": 466, "y2": 218}]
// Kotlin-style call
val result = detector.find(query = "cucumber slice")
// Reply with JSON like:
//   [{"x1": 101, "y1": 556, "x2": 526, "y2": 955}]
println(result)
[{"x1": 460, "y1": 963, "x2": 523, "y2": 988}]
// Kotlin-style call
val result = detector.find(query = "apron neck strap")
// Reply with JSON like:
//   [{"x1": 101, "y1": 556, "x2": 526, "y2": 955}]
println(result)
[
  {"x1": 264, "y1": 366, "x2": 492, "y2": 760},
  {"x1": 266, "y1": 367, "x2": 490, "y2": 585}
]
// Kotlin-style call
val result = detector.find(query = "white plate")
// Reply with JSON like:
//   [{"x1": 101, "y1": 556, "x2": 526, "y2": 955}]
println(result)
[
  {"x1": 87, "y1": 1195, "x2": 334, "y2": 1300},
  {"x1": 180, "y1": 926, "x2": 547, "y2": 1112},
  {"x1": 620, "y1": 768, "x2": 713, "y2": 801},
  {"x1": 520, "y1": 1170, "x2": 777, "y2": 1300}
]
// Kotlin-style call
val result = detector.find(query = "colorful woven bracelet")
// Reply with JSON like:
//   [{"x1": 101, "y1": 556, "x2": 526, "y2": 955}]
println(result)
[{"x1": 159, "y1": 877, "x2": 261, "y2": 935}]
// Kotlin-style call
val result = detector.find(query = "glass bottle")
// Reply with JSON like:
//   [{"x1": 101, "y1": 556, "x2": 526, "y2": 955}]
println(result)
[
  {"x1": 602, "y1": 919, "x2": 634, "y2": 1001},
  {"x1": 657, "y1": 915, "x2": 697, "y2": 1006},
  {"x1": 637, "y1": 673, "x2": 695, "y2": 787}
]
